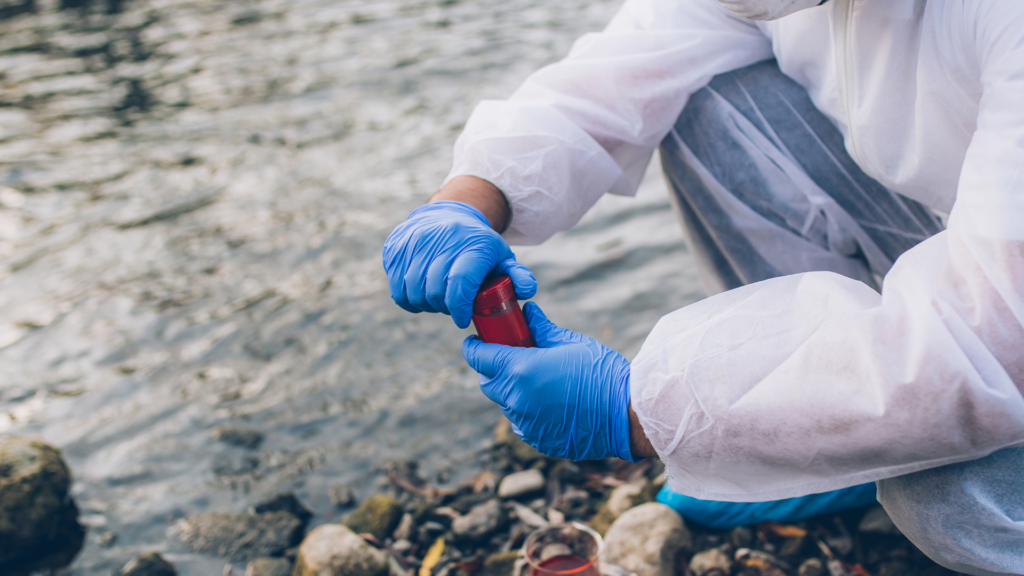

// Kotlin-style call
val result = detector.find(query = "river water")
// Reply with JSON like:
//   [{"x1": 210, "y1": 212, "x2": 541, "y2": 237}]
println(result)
[{"x1": 0, "y1": 0, "x2": 705, "y2": 573}]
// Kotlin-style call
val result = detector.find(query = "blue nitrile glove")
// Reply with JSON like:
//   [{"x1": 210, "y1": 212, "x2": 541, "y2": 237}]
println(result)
[
  {"x1": 462, "y1": 302, "x2": 638, "y2": 462},
  {"x1": 382, "y1": 201, "x2": 536, "y2": 329}
]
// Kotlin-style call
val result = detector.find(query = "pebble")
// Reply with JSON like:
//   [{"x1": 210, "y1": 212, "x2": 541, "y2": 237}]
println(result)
[
  {"x1": 798, "y1": 558, "x2": 825, "y2": 576},
  {"x1": 589, "y1": 482, "x2": 645, "y2": 535},
  {"x1": 172, "y1": 511, "x2": 304, "y2": 561},
  {"x1": 451, "y1": 499, "x2": 506, "y2": 541},
  {"x1": 292, "y1": 524, "x2": 388, "y2": 576},
  {"x1": 253, "y1": 492, "x2": 313, "y2": 526},
  {"x1": 245, "y1": 557, "x2": 292, "y2": 576},
  {"x1": 498, "y1": 469, "x2": 546, "y2": 499},
  {"x1": 392, "y1": 512, "x2": 415, "y2": 541},
  {"x1": 858, "y1": 505, "x2": 901, "y2": 535},
  {"x1": 212, "y1": 427, "x2": 265, "y2": 450},
  {"x1": 688, "y1": 547, "x2": 732, "y2": 576},
  {"x1": 121, "y1": 552, "x2": 177, "y2": 576},
  {"x1": 344, "y1": 494, "x2": 404, "y2": 541},
  {"x1": 540, "y1": 543, "x2": 573, "y2": 562},
  {"x1": 330, "y1": 484, "x2": 357, "y2": 508},
  {"x1": 602, "y1": 503, "x2": 692, "y2": 576},
  {"x1": 0, "y1": 436, "x2": 85, "y2": 573}
]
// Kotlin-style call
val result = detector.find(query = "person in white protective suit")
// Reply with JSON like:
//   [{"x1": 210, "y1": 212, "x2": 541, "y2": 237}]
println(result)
[{"x1": 382, "y1": 0, "x2": 1024, "y2": 572}]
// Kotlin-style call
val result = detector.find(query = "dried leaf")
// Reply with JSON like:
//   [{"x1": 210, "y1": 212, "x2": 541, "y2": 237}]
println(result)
[
  {"x1": 759, "y1": 521, "x2": 807, "y2": 539},
  {"x1": 419, "y1": 538, "x2": 445, "y2": 576}
]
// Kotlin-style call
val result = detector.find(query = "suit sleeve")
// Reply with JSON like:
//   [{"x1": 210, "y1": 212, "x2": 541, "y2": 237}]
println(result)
[{"x1": 444, "y1": 0, "x2": 772, "y2": 245}]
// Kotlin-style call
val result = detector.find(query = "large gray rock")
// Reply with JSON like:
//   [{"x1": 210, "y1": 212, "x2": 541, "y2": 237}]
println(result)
[
  {"x1": 0, "y1": 436, "x2": 85, "y2": 575},
  {"x1": 292, "y1": 524, "x2": 388, "y2": 576},
  {"x1": 602, "y1": 503, "x2": 691, "y2": 576},
  {"x1": 497, "y1": 469, "x2": 545, "y2": 499},
  {"x1": 451, "y1": 499, "x2": 505, "y2": 541},
  {"x1": 172, "y1": 511, "x2": 303, "y2": 561},
  {"x1": 121, "y1": 552, "x2": 178, "y2": 576}
]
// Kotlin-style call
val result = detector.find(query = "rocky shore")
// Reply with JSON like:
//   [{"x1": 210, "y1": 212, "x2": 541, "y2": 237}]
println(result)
[{"x1": 2, "y1": 426, "x2": 963, "y2": 576}]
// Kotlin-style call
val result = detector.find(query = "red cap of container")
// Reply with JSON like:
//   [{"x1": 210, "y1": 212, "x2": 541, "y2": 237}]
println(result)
[{"x1": 473, "y1": 275, "x2": 517, "y2": 315}]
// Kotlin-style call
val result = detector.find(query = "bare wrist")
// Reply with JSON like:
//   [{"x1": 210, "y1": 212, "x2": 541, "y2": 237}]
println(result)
[
  {"x1": 628, "y1": 402, "x2": 657, "y2": 459},
  {"x1": 429, "y1": 175, "x2": 510, "y2": 233}
]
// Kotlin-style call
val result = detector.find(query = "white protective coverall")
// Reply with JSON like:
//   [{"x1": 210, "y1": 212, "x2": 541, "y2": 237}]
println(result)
[{"x1": 444, "y1": 0, "x2": 1024, "y2": 503}]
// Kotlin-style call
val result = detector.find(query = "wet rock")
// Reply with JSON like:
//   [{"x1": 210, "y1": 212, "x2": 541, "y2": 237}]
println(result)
[
  {"x1": 858, "y1": 506, "x2": 901, "y2": 535},
  {"x1": 482, "y1": 551, "x2": 522, "y2": 576},
  {"x1": 589, "y1": 482, "x2": 645, "y2": 535},
  {"x1": 99, "y1": 531, "x2": 119, "y2": 548},
  {"x1": 172, "y1": 511, "x2": 304, "y2": 561},
  {"x1": 121, "y1": 552, "x2": 177, "y2": 576},
  {"x1": 498, "y1": 469, "x2": 545, "y2": 499},
  {"x1": 452, "y1": 498, "x2": 505, "y2": 541},
  {"x1": 330, "y1": 484, "x2": 356, "y2": 508},
  {"x1": 345, "y1": 493, "x2": 403, "y2": 540},
  {"x1": 602, "y1": 503, "x2": 691, "y2": 576},
  {"x1": 0, "y1": 436, "x2": 85, "y2": 575},
  {"x1": 729, "y1": 527, "x2": 753, "y2": 549},
  {"x1": 212, "y1": 427, "x2": 264, "y2": 450},
  {"x1": 245, "y1": 557, "x2": 291, "y2": 576},
  {"x1": 798, "y1": 558, "x2": 825, "y2": 576},
  {"x1": 689, "y1": 546, "x2": 732, "y2": 576},
  {"x1": 392, "y1": 512, "x2": 414, "y2": 541},
  {"x1": 548, "y1": 460, "x2": 582, "y2": 484},
  {"x1": 292, "y1": 524, "x2": 388, "y2": 576},
  {"x1": 779, "y1": 536, "x2": 806, "y2": 557},
  {"x1": 253, "y1": 492, "x2": 313, "y2": 526}
]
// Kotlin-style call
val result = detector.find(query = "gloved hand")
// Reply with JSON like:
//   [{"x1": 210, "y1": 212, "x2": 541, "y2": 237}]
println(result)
[
  {"x1": 383, "y1": 201, "x2": 536, "y2": 329},
  {"x1": 462, "y1": 302, "x2": 637, "y2": 462}
]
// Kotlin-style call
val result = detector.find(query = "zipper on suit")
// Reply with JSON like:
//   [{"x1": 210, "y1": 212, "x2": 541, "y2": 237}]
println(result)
[{"x1": 835, "y1": 0, "x2": 869, "y2": 172}]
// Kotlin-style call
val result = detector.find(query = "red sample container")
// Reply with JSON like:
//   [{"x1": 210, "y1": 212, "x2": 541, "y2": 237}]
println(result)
[{"x1": 472, "y1": 275, "x2": 535, "y2": 348}]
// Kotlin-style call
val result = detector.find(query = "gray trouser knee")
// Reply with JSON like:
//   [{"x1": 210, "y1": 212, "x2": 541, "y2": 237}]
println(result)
[{"x1": 877, "y1": 447, "x2": 1024, "y2": 576}]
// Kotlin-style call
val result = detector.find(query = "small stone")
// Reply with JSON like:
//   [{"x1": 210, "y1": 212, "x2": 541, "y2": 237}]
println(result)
[
  {"x1": 391, "y1": 539, "x2": 412, "y2": 554},
  {"x1": 498, "y1": 470, "x2": 545, "y2": 499},
  {"x1": 392, "y1": 512, "x2": 415, "y2": 541},
  {"x1": 253, "y1": 492, "x2": 313, "y2": 525},
  {"x1": 729, "y1": 526, "x2": 753, "y2": 549},
  {"x1": 245, "y1": 557, "x2": 291, "y2": 576},
  {"x1": 292, "y1": 524, "x2": 388, "y2": 576},
  {"x1": 858, "y1": 506, "x2": 901, "y2": 535},
  {"x1": 344, "y1": 494, "x2": 403, "y2": 541},
  {"x1": 375, "y1": 460, "x2": 426, "y2": 488},
  {"x1": 121, "y1": 551, "x2": 177, "y2": 576},
  {"x1": 798, "y1": 558, "x2": 825, "y2": 576},
  {"x1": 589, "y1": 482, "x2": 645, "y2": 535},
  {"x1": 451, "y1": 499, "x2": 505, "y2": 541},
  {"x1": 173, "y1": 511, "x2": 304, "y2": 561},
  {"x1": 0, "y1": 436, "x2": 85, "y2": 573},
  {"x1": 689, "y1": 547, "x2": 732, "y2": 576},
  {"x1": 212, "y1": 427, "x2": 264, "y2": 450},
  {"x1": 602, "y1": 503, "x2": 692, "y2": 576},
  {"x1": 548, "y1": 461, "x2": 581, "y2": 484},
  {"x1": 99, "y1": 531, "x2": 119, "y2": 548},
  {"x1": 482, "y1": 551, "x2": 522, "y2": 576},
  {"x1": 330, "y1": 484, "x2": 356, "y2": 508},
  {"x1": 417, "y1": 521, "x2": 446, "y2": 545}
]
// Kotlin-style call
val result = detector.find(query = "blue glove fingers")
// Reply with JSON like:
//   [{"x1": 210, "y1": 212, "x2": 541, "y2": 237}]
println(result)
[
  {"x1": 402, "y1": 249, "x2": 441, "y2": 314},
  {"x1": 494, "y1": 259, "x2": 537, "y2": 301},
  {"x1": 521, "y1": 302, "x2": 578, "y2": 347},
  {"x1": 447, "y1": 248, "x2": 505, "y2": 329},
  {"x1": 423, "y1": 250, "x2": 456, "y2": 315},
  {"x1": 462, "y1": 335, "x2": 520, "y2": 381}
]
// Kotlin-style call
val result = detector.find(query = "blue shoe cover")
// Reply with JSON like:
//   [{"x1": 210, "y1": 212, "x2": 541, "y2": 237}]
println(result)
[{"x1": 656, "y1": 483, "x2": 877, "y2": 530}]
